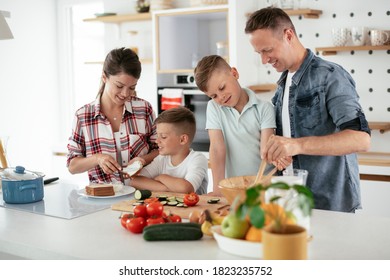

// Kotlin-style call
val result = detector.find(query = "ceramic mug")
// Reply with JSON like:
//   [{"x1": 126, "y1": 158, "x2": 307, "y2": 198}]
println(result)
[
  {"x1": 332, "y1": 28, "x2": 350, "y2": 46},
  {"x1": 351, "y1": 26, "x2": 368, "y2": 46},
  {"x1": 370, "y1": 29, "x2": 390, "y2": 46}
]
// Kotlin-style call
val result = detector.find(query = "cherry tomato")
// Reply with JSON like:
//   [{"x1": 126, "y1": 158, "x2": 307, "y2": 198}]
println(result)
[
  {"x1": 126, "y1": 217, "x2": 146, "y2": 234},
  {"x1": 133, "y1": 204, "x2": 147, "y2": 218},
  {"x1": 146, "y1": 216, "x2": 165, "y2": 226},
  {"x1": 167, "y1": 214, "x2": 182, "y2": 223},
  {"x1": 120, "y1": 213, "x2": 133, "y2": 229},
  {"x1": 183, "y1": 192, "x2": 200, "y2": 207},
  {"x1": 146, "y1": 201, "x2": 164, "y2": 217}
]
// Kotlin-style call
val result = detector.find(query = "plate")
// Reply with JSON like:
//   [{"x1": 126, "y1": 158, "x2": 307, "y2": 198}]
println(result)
[
  {"x1": 77, "y1": 185, "x2": 135, "y2": 199},
  {"x1": 211, "y1": 225, "x2": 262, "y2": 259}
]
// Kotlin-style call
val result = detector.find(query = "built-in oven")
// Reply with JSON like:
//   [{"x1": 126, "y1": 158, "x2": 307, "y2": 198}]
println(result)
[{"x1": 157, "y1": 74, "x2": 210, "y2": 152}]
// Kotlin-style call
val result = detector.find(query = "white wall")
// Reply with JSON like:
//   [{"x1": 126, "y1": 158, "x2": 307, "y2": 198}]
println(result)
[{"x1": 0, "y1": 0, "x2": 59, "y2": 177}]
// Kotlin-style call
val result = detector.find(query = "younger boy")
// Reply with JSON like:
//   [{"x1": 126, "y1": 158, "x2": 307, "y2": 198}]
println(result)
[
  {"x1": 129, "y1": 106, "x2": 208, "y2": 195},
  {"x1": 194, "y1": 55, "x2": 282, "y2": 196}
]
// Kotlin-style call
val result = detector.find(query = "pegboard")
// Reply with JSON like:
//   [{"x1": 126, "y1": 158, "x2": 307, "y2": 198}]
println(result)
[{"x1": 255, "y1": 0, "x2": 390, "y2": 152}]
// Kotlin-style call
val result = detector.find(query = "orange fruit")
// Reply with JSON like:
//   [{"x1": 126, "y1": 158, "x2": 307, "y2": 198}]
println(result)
[{"x1": 245, "y1": 226, "x2": 263, "y2": 242}]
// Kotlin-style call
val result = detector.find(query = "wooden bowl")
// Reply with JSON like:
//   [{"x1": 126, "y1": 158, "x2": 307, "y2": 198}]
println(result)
[{"x1": 218, "y1": 175, "x2": 256, "y2": 205}]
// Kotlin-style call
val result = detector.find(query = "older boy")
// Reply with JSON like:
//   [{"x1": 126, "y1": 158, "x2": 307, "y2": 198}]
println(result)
[
  {"x1": 194, "y1": 55, "x2": 285, "y2": 196},
  {"x1": 130, "y1": 106, "x2": 208, "y2": 195}
]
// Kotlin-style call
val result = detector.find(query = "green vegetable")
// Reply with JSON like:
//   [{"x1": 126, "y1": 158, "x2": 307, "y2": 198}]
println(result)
[
  {"x1": 134, "y1": 189, "x2": 151, "y2": 200},
  {"x1": 143, "y1": 222, "x2": 203, "y2": 241}
]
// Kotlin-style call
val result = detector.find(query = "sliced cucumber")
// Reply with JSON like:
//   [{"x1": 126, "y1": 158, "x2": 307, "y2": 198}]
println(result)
[
  {"x1": 134, "y1": 189, "x2": 152, "y2": 200},
  {"x1": 157, "y1": 195, "x2": 168, "y2": 201},
  {"x1": 167, "y1": 201, "x2": 178, "y2": 206},
  {"x1": 176, "y1": 197, "x2": 184, "y2": 203},
  {"x1": 207, "y1": 198, "x2": 220, "y2": 204},
  {"x1": 160, "y1": 200, "x2": 168, "y2": 205}
]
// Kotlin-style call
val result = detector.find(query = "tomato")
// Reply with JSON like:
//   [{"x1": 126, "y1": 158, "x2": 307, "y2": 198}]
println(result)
[
  {"x1": 126, "y1": 217, "x2": 146, "y2": 234},
  {"x1": 183, "y1": 192, "x2": 200, "y2": 206},
  {"x1": 167, "y1": 214, "x2": 182, "y2": 223},
  {"x1": 146, "y1": 216, "x2": 165, "y2": 226},
  {"x1": 144, "y1": 197, "x2": 159, "y2": 204},
  {"x1": 146, "y1": 201, "x2": 164, "y2": 217},
  {"x1": 133, "y1": 204, "x2": 147, "y2": 218},
  {"x1": 120, "y1": 213, "x2": 133, "y2": 229}
]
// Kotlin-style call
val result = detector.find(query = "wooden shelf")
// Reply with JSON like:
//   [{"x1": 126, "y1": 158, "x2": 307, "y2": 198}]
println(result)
[
  {"x1": 284, "y1": 9, "x2": 322, "y2": 18},
  {"x1": 248, "y1": 83, "x2": 277, "y2": 93},
  {"x1": 83, "y1": 13, "x2": 151, "y2": 23},
  {"x1": 358, "y1": 152, "x2": 390, "y2": 167},
  {"x1": 315, "y1": 45, "x2": 390, "y2": 56},
  {"x1": 369, "y1": 122, "x2": 390, "y2": 134},
  {"x1": 84, "y1": 58, "x2": 153, "y2": 65},
  {"x1": 246, "y1": 9, "x2": 322, "y2": 19}
]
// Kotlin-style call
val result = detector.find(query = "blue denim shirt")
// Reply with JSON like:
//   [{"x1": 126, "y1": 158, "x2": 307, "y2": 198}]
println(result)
[{"x1": 272, "y1": 49, "x2": 367, "y2": 212}]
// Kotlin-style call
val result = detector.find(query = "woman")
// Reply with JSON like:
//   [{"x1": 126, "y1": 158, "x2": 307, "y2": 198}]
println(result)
[{"x1": 67, "y1": 47, "x2": 158, "y2": 184}]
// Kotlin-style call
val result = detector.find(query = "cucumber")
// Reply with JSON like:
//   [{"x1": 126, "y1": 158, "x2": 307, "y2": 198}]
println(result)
[
  {"x1": 207, "y1": 198, "x2": 220, "y2": 204},
  {"x1": 134, "y1": 189, "x2": 152, "y2": 200},
  {"x1": 167, "y1": 200, "x2": 178, "y2": 206},
  {"x1": 157, "y1": 195, "x2": 168, "y2": 201},
  {"x1": 143, "y1": 223, "x2": 203, "y2": 241}
]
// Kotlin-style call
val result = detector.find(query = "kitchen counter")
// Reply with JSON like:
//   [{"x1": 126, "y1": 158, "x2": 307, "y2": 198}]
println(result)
[{"x1": 1, "y1": 182, "x2": 390, "y2": 260}]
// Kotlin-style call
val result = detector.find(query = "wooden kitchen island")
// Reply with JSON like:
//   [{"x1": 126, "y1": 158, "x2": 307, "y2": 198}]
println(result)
[{"x1": 1, "y1": 181, "x2": 390, "y2": 260}]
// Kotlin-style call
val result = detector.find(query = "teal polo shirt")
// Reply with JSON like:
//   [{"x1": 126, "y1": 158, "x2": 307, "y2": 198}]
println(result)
[{"x1": 206, "y1": 88, "x2": 276, "y2": 177}]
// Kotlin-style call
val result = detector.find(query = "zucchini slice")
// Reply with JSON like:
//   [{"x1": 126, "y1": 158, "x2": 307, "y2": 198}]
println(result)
[{"x1": 134, "y1": 189, "x2": 152, "y2": 200}]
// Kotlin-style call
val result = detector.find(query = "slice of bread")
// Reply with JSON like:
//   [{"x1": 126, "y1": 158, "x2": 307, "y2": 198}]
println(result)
[{"x1": 85, "y1": 184, "x2": 115, "y2": 196}]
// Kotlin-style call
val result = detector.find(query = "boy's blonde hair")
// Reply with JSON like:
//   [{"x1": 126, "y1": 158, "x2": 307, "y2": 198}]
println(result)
[
  {"x1": 155, "y1": 106, "x2": 196, "y2": 143},
  {"x1": 194, "y1": 55, "x2": 231, "y2": 92}
]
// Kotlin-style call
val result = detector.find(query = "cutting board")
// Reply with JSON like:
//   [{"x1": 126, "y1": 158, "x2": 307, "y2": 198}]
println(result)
[{"x1": 111, "y1": 191, "x2": 229, "y2": 219}]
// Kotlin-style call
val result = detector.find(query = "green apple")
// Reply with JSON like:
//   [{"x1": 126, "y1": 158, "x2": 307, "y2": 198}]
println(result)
[{"x1": 221, "y1": 213, "x2": 250, "y2": 239}]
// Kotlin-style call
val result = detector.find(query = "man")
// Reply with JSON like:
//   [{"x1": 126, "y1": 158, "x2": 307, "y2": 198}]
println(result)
[{"x1": 245, "y1": 7, "x2": 371, "y2": 212}]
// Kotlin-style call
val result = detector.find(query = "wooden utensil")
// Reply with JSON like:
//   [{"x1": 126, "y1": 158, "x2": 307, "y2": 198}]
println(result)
[
  {"x1": 253, "y1": 159, "x2": 267, "y2": 186},
  {"x1": 0, "y1": 141, "x2": 8, "y2": 168}
]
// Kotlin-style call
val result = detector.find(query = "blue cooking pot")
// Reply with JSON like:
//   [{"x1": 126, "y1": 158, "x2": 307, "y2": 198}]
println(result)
[{"x1": 0, "y1": 166, "x2": 45, "y2": 204}]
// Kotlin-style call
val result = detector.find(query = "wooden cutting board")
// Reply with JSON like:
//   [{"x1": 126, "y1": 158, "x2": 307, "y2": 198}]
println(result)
[{"x1": 111, "y1": 191, "x2": 229, "y2": 219}]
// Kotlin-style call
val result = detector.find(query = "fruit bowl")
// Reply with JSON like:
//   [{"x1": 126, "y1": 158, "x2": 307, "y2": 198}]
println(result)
[
  {"x1": 218, "y1": 175, "x2": 255, "y2": 205},
  {"x1": 211, "y1": 225, "x2": 262, "y2": 259}
]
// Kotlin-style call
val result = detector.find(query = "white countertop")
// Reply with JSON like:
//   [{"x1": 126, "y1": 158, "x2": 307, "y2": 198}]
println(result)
[{"x1": 1, "y1": 181, "x2": 390, "y2": 260}]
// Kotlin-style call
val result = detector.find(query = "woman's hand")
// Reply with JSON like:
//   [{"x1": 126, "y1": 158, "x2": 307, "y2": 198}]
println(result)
[{"x1": 96, "y1": 154, "x2": 121, "y2": 174}]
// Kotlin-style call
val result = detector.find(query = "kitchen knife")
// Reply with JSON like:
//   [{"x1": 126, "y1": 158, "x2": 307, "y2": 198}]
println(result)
[{"x1": 44, "y1": 177, "x2": 59, "y2": 185}]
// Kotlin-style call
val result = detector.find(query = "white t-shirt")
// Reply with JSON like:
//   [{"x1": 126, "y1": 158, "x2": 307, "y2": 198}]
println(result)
[
  {"x1": 282, "y1": 71, "x2": 295, "y2": 174},
  {"x1": 138, "y1": 149, "x2": 208, "y2": 195}
]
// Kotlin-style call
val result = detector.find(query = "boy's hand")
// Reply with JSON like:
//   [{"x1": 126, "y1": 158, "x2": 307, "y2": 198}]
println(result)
[{"x1": 273, "y1": 156, "x2": 292, "y2": 170}]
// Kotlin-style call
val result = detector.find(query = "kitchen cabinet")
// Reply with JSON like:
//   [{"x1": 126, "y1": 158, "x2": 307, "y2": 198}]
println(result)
[
  {"x1": 315, "y1": 45, "x2": 390, "y2": 56},
  {"x1": 154, "y1": 5, "x2": 229, "y2": 73}
]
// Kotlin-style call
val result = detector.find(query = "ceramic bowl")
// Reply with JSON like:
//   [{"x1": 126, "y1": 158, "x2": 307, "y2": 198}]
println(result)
[
  {"x1": 212, "y1": 225, "x2": 262, "y2": 258},
  {"x1": 218, "y1": 175, "x2": 256, "y2": 205}
]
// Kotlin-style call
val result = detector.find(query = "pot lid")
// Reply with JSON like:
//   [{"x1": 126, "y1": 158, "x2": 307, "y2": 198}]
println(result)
[{"x1": 0, "y1": 166, "x2": 44, "y2": 181}]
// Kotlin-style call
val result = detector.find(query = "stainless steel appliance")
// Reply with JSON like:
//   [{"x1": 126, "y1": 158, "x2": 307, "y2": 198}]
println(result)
[{"x1": 157, "y1": 73, "x2": 210, "y2": 152}]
